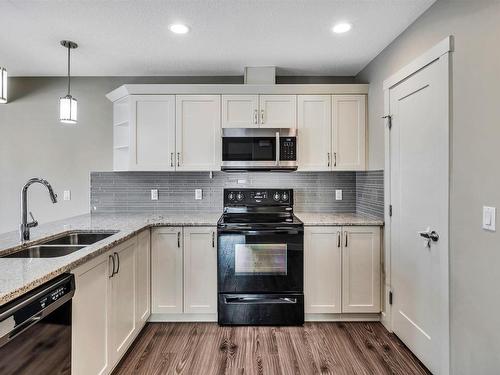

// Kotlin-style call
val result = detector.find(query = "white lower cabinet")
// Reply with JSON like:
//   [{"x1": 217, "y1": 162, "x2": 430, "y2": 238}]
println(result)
[
  {"x1": 151, "y1": 226, "x2": 217, "y2": 317},
  {"x1": 151, "y1": 227, "x2": 183, "y2": 313},
  {"x1": 304, "y1": 226, "x2": 342, "y2": 313},
  {"x1": 72, "y1": 252, "x2": 112, "y2": 375},
  {"x1": 304, "y1": 225, "x2": 381, "y2": 317},
  {"x1": 183, "y1": 227, "x2": 218, "y2": 314},
  {"x1": 342, "y1": 226, "x2": 381, "y2": 313},
  {"x1": 72, "y1": 231, "x2": 151, "y2": 375}
]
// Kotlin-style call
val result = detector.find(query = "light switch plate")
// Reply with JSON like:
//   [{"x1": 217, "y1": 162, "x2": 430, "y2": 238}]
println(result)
[
  {"x1": 335, "y1": 189, "x2": 343, "y2": 201},
  {"x1": 150, "y1": 189, "x2": 158, "y2": 201},
  {"x1": 195, "y1": 189, "x2": 203, "y2": 200},
  {"x1": 483, "y1": 206, "x2": 496, "y2": 231},
  {"x1": 63, "y1": 190, "x2": 71, "y2": 201}
]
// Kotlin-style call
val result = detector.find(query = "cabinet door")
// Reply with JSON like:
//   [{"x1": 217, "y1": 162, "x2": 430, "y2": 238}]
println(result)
[
  {"x1": 109, "y1": 238, "x2": 137, "y2": 365},
  {"x1": 151, "y1": 227, "x2": 183, "y2": 314},
  {"x1": 342, "y1": 226, "x2": 381, "y2": 313},
  {"x1": 135, "y1": 229, "x2": 151, "y2": 327},
  {"x1": 259, "y1": 95, "x2": 297, "y2": 128},
  {"x1": 332, "y1": 95, "x2": 366, "y2": 170},
  {"x1": 183, "y1": 227, "x2": 217, "y2": 314},
  {"x1": 297, "y1": 95, "x2": 332, "y2": 171},
  {"x1": 304, "y1": 227, "x2": 342, "y2": 314},
  {"x1": 72, "y1": 253, "x2": 112, "y2": 375},
  {"x1": 130, "y1": 95, "x2": 176, "y2": 171},
  {"x1": 222, "y1": 95, "x2": 259, "y2": 128},
  {"x1": 176, "y1": 95, "x2": 221, "y2": 171}
]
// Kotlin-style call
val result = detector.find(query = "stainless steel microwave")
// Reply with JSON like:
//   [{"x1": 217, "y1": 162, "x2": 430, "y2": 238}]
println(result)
[{"x1": 221, "y1": 128, "x2": 297, "y2": 171}]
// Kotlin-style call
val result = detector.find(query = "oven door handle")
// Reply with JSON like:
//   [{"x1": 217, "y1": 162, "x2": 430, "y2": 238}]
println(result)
[
  {"x1": 218, "y1": 228, "x2": 302, "y2": 235},
  {"x1": 224, "y1": 296, "x2": 297, "y2": 305}
]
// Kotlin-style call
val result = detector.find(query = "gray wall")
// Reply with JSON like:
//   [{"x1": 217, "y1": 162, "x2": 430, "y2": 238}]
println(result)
[
  {"x1": 0, "y1": 75, "x2": 355, "y2": 233},
  {"x1": 356, "y1": 1, "x2": 500, "y2": 373}
]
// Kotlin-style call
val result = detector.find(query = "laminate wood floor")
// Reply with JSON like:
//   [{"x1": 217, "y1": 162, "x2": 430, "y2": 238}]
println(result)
[{"x1": 113, "y1": 322, "x2": 431, "y2": 375}]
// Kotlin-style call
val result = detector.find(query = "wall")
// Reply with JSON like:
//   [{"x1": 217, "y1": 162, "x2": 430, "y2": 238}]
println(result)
[
  {"x1": 356, "y1": 1, "x2": 500, "y2": 373},
  {"x1": 90, "y1": 171, "x2": 384, "y2": 217},
  {"x1": 0, "y1": 75, "x2": 355, "y2": 234}
]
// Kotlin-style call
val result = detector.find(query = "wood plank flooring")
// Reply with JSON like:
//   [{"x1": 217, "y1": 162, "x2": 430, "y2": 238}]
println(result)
[{"x1": 113, "y1": 322, "x2": 431, "y2": 375}]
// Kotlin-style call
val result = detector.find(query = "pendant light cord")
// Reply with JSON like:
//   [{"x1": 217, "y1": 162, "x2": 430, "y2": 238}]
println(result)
[{"x1": 67, "y1": 45, "x2": 71, "y2": 95}]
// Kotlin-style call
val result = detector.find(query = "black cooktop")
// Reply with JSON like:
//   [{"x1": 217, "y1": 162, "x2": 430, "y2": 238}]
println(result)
[{"x1": 218, "y1": 213, "x2": 303, "y2": 227}]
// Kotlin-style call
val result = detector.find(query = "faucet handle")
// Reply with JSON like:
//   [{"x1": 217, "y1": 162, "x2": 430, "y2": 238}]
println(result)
[{"x1": 27, "y1": 212, "x2": 38, "y2": 228}]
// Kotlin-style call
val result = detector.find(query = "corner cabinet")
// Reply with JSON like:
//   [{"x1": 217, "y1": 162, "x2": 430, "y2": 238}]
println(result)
[
  {"x1": 304, "y1": 225, "x2": 381, "y2": 316},
  {"x1": 72, "y1": 231, "x2": 151, "y2": 375}
]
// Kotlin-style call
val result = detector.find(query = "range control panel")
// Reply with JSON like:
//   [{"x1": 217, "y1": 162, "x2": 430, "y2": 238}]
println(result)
[
  {"x1": 224, "y1": 189, "x2": 293, "y2": 206},
  {"x1": 280, "y1": 137, "x2": 297, "y2": 161}
]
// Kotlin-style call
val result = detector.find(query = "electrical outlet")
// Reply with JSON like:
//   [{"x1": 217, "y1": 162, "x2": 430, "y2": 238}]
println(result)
[
  {"x1": 63, "y1": 190, "x2": 71, "y2": 201},
  {"x1": 151, "y1": 189, "x2": 158, "y2": 201},
  {"x1": 335, "y1": 189, "x2": 343, "y2": 201},
  {"x1": 195, "y1": 189, "x2": 203, "y2": 200}
]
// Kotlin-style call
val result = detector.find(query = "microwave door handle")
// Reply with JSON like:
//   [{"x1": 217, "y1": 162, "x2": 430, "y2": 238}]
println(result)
[{"x1": 275, "y1": 132, "x2": 280, "y2": 166}]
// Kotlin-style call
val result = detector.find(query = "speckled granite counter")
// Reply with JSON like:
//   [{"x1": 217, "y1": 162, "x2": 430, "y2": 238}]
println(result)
[
  {"x1": 0, "y1": 211, "x2": 382, "y2": 307},
  {"x1": 0, "y1": 212, "x2": 220, "y2": 306},
  {"x1": 295, "y1": 212, "x2": 384, "y2": 226}
]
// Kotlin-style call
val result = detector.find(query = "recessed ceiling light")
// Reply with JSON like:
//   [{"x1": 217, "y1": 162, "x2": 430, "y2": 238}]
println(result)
[
  {"x1": 169, "y1": 24, "x2": 190, "y2": 34},
  {"x1": 332, "y1": 22, "x2": 352, "y2": 34}
]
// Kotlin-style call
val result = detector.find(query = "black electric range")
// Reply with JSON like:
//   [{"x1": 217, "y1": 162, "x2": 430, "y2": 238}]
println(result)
[{"x1": 217, "y1": 188, "x2": 304, "y2": 326}]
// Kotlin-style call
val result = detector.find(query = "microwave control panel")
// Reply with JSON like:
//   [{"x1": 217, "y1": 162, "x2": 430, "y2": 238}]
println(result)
[{"x1": 280, "y1": 137, "x2": 296, "y2": 161}]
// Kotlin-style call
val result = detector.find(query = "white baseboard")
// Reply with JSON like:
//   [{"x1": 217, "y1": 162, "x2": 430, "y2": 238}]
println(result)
[
  {"x1": 305, "y1": 313, "x2": 381, "y2": 322},
  {"x1": 149, "y1": 313, "x2": 217, "y2": 322}
]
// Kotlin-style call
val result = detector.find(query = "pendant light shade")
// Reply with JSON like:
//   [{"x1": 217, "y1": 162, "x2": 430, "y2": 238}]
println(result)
[
  {"x1": 0, "y1": 67, "x2": 7, "y2": 104},
  {"x1": 59, "y1": 94, "x2": 77, "y2": 124},
  {"x1": 59, "y1": 40, "x2": 78, "y2": 124}
]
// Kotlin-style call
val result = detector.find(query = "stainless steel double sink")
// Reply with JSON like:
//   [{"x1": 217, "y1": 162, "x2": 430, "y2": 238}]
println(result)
[{"x1": 2, "y1": 231, "x2": 119, "y2": 258}]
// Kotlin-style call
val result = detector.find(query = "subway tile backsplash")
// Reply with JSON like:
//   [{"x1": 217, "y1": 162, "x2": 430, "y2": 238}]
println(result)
[{"x1": 90, "y1": 171, "x2": 384, "y2": 218}]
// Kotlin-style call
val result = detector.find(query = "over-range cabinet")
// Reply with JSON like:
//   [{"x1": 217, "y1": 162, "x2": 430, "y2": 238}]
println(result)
[{"x1": 217, "y1": 188, "x2": 304, "y2": 325}]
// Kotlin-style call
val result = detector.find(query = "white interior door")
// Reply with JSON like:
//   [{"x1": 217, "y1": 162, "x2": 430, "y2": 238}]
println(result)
[{"x1": 389, "y1": 54, "x2": 449, "y2": 374}]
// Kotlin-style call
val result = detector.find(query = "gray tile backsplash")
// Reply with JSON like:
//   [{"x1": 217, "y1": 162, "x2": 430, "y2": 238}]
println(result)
[
  {"x1": 90, "y1": 171, "x2": 384, "y2": 218},
  {"x1": 356, "y1": 170, "x2": 385, "y2": 219}
]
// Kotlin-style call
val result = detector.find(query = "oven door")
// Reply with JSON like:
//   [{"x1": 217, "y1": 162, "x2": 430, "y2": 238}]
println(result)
[
  {"x1": 218, "y1": 227, "x2": 303, "y2": 293},
  {"x1": 222, "y1": 136, "x2": 278, "y2": 169}
]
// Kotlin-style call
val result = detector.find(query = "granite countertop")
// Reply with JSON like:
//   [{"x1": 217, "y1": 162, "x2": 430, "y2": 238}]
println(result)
[{"x1": 0, "y1": 211, "x2": 383, "y2": 307}]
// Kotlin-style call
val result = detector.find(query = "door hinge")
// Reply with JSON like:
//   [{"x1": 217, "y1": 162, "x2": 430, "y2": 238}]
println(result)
[
  {"x1": 389, "y1": 291, "x2": 393, "y2": 305},
  {"x1": 389, "y1": 204, "x2": 393, "y2": 217},
  {"x1": 382, "y1": 115, "x2": 392, "y2": 129}
]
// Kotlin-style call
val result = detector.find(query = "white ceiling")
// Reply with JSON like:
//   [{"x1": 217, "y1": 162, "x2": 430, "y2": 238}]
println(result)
[{"x1": 0, "y1": 0, "x2": 436, "y2": 77}]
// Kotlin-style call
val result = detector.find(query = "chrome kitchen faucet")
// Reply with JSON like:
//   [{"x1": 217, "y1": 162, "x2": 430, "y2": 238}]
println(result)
[{"x1": 20, "y1": 178, "x2": 58, "y2": 242}]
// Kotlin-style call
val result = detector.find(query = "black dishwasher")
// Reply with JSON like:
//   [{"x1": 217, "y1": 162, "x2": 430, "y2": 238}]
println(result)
[{"x1": 0, "y1": 273, "x2": 75, "y2": 375}]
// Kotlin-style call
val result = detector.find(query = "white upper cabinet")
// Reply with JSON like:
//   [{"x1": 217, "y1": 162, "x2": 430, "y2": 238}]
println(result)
[
  {"x1": 342, "y1": 226, "x2": 381, "y2": 313},
  {"x1": 304, "y1": 226, "x2": 342, "y2": 314},
  {"x1": 222, "y1": 95, "x2": 259, "y2": 128},
  {"x1": 297, "y1": 95, "x2": 332, "y2": 171},
  {"x1": 175, "y1": 95, "x2": 222, "y2": 171},
  {"x1": 259, "y1": 95, "x2": 296, "y2": 128},
  {"x1": 130, "y1": 95, "x2": 176, "y2": 171},
  {"x1": 332, "y1": 95, "x2": 366, "y2": 171}
]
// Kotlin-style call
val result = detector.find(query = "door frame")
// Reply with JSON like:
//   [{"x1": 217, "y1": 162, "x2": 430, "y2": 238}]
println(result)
[{"x1": 382, "y1": 36, "x2": 452, "y2": 373}]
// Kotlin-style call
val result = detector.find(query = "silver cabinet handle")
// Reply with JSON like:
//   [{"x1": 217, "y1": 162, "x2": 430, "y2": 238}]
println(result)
[
  {"x1": 170, "y1": 152, "x2": 174, "y2": 167},
  {"x1": 334, "y1": 152, "x2": 337, "y2": 167},
  {"x1": 328, "y1": 153, "x2": 331, "y2": 167},
  {"x1": 177, "y1": 231, "x2": 181, "y2": 248},
  {"x1": 109, "y1": 255, "x2": 115, "y2": 278},
  {"x1": 260, "y1": 109, "x2": 265, "y2": 124},
  {"x1": 177, "y1": 152, "x2": 180, "y2": 167},
  {"x1": 114, "y1": 252, "x2": 120, "y2": 274},
  {"x1": 253, "y1": 109, "x2": 258, "y2": 124},
  {"x1": 344, "y1": 231, "x2": 348, "y2": 247},
  {"x1": 212, "y1": 231, "x2": 215, "y2": 248},
  {"x1": 337, "y1": 231, "x2": 341, "y2": 248}
]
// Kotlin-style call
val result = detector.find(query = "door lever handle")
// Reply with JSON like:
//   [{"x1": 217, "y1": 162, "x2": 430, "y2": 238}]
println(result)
[{"x1": 419, "y1": 229, "x2": 439, "y2": 248}]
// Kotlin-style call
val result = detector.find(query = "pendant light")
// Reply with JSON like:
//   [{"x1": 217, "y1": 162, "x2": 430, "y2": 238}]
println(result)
[
  {"x1": 0, "y1": 67, "x2": 7, "y2": 104},
  {"x1": 59, "y1": 40, "x2": 78, "y2": 124}
]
